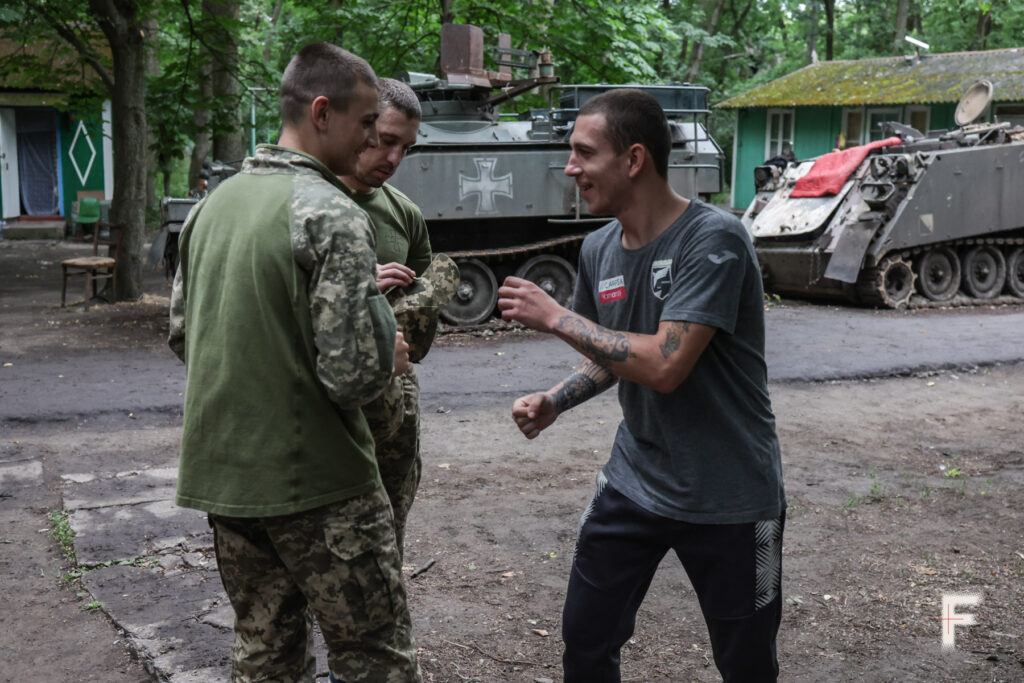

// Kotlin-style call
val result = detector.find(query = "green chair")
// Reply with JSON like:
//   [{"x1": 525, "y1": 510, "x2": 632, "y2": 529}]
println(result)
[{"x1": 72, "y1": 197, "x2": 101, "y2": 238}]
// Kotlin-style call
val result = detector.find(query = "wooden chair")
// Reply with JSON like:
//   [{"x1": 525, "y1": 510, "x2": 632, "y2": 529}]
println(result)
[{"x1": 61, "y1": 222, "x2": 126, "y2": 306}]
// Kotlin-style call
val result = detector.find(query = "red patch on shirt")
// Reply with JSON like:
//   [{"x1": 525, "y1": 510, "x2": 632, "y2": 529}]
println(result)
[{"x1": 599, "y1": 276, "x2": 626, "y2": 304}]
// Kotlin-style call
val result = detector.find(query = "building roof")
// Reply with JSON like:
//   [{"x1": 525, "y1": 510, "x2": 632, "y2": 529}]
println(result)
[{"x1": 717, "y1": 47, "x2": 1024, "y2": 109}]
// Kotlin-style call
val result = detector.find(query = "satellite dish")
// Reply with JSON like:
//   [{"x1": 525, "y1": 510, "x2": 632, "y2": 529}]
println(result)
[{"x1": 955, "y1": 80, "x2": 994, "y2": 127}]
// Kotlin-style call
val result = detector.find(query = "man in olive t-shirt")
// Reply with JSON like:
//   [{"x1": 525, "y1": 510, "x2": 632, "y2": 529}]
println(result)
[{"x1": 340, "y1": 78, "x2": 432, "y2": 558}]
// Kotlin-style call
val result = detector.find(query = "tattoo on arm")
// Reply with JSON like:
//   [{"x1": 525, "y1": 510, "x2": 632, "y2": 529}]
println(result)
[
  {"x1": 658, "y1": 321, "x2": 692, "y2": 359},
  {"x1": 551, "y1": 360, "x2": 617, "y2": 414},
  {"x1": 556, "y1": 315, "x2": 633, "y2": 364}
]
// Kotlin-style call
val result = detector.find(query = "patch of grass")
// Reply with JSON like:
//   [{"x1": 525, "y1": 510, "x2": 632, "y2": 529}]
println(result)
[
  {"x1": 868, "y1": 464, "x2": 886, "y2": 500},
  {"x1": 844, "y1": 493, "x2": 861, "y2": 507},
  {"x1": 763, "y1": 292, "x2": 783, "y2": 309},
  {"x1": 47, "y1": 509, "x2": 76, "y2": 567}
]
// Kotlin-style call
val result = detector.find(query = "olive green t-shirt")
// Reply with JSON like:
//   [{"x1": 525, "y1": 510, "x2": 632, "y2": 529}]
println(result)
[{"x1": 341, "y1": 183, "x2": 432, "y2": 274}]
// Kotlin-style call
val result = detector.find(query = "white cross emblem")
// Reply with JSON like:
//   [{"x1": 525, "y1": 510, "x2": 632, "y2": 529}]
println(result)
[{"x1": 459, "y1": 158, "x2": 513, "y2": 215}]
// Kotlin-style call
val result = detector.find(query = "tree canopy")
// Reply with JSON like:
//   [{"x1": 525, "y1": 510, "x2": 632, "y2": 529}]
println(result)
[{"x1": 2, "y1": 0, "x2": 1023, "y2": 297}]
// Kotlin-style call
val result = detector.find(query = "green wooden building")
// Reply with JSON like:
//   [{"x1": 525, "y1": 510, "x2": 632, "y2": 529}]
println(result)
[
  {"x1": 0, "y1": 39, "x2": 111, "y2": 223},
  {"x1": 717, "y1": 47, "x2": 1024, "y2": 211}
]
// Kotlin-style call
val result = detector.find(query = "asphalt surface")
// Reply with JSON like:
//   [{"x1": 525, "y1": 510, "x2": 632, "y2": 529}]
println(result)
[{"x1": 3, "y1": 303, "x2": 1024, "y2": 421}]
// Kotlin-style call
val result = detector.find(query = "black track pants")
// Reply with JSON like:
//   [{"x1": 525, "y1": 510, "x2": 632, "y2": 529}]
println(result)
[{"x1": 562, "y1": 479, "x2": 784, "y2": 682}]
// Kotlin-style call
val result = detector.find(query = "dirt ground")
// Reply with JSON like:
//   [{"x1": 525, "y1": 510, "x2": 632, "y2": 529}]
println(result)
[{"x1": 1, "y1": 239, "x2": 1023, "y2": 682}]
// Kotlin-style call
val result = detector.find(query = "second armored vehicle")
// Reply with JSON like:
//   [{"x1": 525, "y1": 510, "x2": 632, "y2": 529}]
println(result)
[{"x1": 743, "y1": 81, "x2": 1024, "y2": 308}]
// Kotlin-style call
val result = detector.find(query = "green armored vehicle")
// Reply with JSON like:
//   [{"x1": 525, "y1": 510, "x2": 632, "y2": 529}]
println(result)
[{"x1": 388, "y1": 24, "x2": 724, "y2": 325}]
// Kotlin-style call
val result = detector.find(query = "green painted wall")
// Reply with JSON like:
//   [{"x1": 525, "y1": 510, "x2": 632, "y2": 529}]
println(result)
[
  {"x1": 727, "y1": 101, "x2": 999, "y2": 210},
  {"x1": 58, "y1": 109, "x2": 106, "y2": 218},
  {"x1": 733, "y1": 108, "x2": 766, "y2": 210},
  {"x1": 0, "y1": 105, "x2": 105, "y2": 219},
  {"x1": 793, "y1": 106, "x2": 839, "y2": 159}
]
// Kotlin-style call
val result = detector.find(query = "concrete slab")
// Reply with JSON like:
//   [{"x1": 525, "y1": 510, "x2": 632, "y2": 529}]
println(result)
[
  {"x1": 59, "y1": 460, "x2": 340, "y2": 680},
  {"x1": 81, "y1": 564, "x2": 232, "y2": 680},
  {"x1": 63, "y1": 466, "x2": 210, "y2": 565},
  {"x1": 69, "y1": 499, "x2": 211, "y2": 566},
  {"x1": 64, "y1": 467, "x2": 179, "y2": 510},
  {"x1": 0, "y1": 458, "x2": 42, "y2": 486}
]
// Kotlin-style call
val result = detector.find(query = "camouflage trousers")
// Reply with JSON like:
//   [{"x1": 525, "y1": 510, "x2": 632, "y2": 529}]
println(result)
[
  {"x1": 374, "y1": 369, "x2": 421, "y2": 561},
  {"x1": 209, "y1": 488, "x2": 421, "y2": 683}
]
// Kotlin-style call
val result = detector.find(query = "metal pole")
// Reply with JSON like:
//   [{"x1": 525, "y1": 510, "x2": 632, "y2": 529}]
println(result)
[{"x1": 247, "y1": 87, "x2": 267, "y2": 156}]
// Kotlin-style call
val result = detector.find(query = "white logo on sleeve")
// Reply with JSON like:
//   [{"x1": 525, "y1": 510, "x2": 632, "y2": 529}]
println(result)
[
  {"x1": 651, "y1": 259, "x2": 672, "y2": 299},
  {"x1": 708, "y1": 250, "x2": 738, "y2": 265}
]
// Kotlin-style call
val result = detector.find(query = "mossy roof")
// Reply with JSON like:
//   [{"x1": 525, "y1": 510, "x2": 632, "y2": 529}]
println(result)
[{"x1": 717, "y1": 47, "x2": 1024, "y2": 109}]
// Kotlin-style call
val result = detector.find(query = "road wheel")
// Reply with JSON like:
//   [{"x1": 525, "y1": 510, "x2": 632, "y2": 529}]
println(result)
[
  {"x1": 440, "y1": 258, "x2": 498, "y2": 326},
  {"x1": 858, "y1": 253, "x2": 915, "y2": 308},
  {"x1": 1004, "y1": 246, "x2": 1024, "y2": 299},
  {"x1": 514, "y1": 254, "x2": 577, "y2": 308},
  {"x1": 915, "y1": 246, "x2": 960, "y2": 301},
  {"x1": 960, "y1": 245, "x2": 1006, "y2": 299}
]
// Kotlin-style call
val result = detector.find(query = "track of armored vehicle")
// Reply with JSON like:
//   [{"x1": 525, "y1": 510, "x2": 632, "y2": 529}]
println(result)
[{"x1": 743, "y1": 81, "x2": 1024, "y2": 309}]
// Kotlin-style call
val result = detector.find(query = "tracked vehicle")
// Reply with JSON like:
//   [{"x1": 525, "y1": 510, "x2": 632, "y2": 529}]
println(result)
[
  {"x1": 389, "y1": 24, "x2": 723, "y2": 325},
  {"x1": 743, "y1": 81, "x2": 1024, "y2": 308}
]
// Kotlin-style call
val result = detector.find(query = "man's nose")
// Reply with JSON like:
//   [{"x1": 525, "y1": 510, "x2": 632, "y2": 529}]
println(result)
[{"x1": 564, "y1": 157, "x2": 581, "y2": 177}]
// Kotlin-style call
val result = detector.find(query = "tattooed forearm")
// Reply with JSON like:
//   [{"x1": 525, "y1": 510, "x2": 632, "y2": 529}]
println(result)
[
  {"x1": 552, "y1": 373, "x2": 597, "y2": 414},
  {"x1": 556, "y1": 315, "x2": 634, "y2": 364},
  {"x1": 551, "y1": 360, "x2": 617, "y2": 414},
  {"x1": 659, "y1": 321, "x2": 692, "y2": 359}
]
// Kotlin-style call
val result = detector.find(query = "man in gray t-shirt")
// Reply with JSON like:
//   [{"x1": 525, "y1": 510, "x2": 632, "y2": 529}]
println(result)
[{"x1": 498, "y1": 89, "x2": 785, "y2": 682}]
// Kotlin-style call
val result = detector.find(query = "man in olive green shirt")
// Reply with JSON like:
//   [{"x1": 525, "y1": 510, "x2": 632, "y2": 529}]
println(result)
[
  {"x1": 340, "y1": 78, "x2": 432, "y2": 560},
  {"x1": 169, "y1": 46, "x2": 421, "y2": 682}
]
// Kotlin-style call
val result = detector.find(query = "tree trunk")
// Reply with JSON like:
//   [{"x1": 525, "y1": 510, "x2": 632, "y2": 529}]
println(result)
[
  {"x1": 687, "y1": 0, "x2": 726, "y2": 83},
  {"x1": 893, "y1": 0, "x2": 909, "y2": 52},
  {"x1": 143, "y1": 11, "x2": 159, "y2": 210},
  {"x1": 208, "y1": 0, "x2": 244, "y2": 163},
  {"x1": 88, "y1": 0, "x2": 147, "y2": 301},
  {"x1": 973, "y1": 8, "x2": 992, "y2": 51},
  {"x1": 824, "y1": 0, "x2": 835, "y2": 60},
  {"x1": 805, "y1": 0, "x2": 819, "y2": 64}
]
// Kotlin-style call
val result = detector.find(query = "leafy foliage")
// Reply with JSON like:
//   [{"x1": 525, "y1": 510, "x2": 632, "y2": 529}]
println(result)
[{"x1": 6, "y1": 0, "x2": 1024, "y2": 205}]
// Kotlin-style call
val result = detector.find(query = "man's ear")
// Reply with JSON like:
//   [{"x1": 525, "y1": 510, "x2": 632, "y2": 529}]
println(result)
[
  {"x1": 626, "y1": 143, "x2": 647, "y2": 179},
  {"x1": 310, "y1": 96, "x2": 331, "y2": 133}
]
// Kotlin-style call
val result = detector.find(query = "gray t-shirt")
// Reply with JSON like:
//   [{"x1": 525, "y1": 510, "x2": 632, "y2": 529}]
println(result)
[{"x1": 573, "y1": 199, "x2": 785, "y2": 524}]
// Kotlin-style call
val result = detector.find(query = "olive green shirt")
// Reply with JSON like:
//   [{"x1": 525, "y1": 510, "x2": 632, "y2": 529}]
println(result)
[
  {"x1": 169, "y1": 145, "x2": 397, "y2": 517},
  {"x1": 341, "y1": 182, "x2": 432, "y2": 275}
]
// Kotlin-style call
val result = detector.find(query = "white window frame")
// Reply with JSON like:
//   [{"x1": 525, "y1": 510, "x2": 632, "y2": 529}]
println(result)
[
  {"x1": 841, "y1": 107, "x2": 865, "y2": 148},
  {"x1": 905, "y1": 105, "x2": 930, "y2": 135},
  {"x1": 764, "y1": 108, "x2": 795, "y2": 160},
  {"x1": 866, "y1": 108, "x2": 902, "y2": 141}
]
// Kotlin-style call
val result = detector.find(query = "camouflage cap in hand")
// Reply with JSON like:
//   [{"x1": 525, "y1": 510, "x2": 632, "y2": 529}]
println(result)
[{"x1": 386, "y1": 253, "x2": 459, "y2": 363}]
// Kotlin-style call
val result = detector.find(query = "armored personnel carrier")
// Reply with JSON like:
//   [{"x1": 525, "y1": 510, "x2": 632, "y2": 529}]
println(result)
[
  {"x1": 388, "y1": 24, "x2": 723, "y2": 325},
  {"x1": 742, "y1": 81, "x2": 1024, "y2": 308}
]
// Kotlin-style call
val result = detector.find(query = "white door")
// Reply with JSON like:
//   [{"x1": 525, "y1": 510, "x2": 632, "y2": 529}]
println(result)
[{"x1": 0, "y1": 108, "x2": 19, "y2": 219}]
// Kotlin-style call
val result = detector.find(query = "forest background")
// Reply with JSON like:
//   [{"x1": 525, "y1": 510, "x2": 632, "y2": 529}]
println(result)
[{"x1": 2, "y1": 0, "x2": 1023, "y2": 299}]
